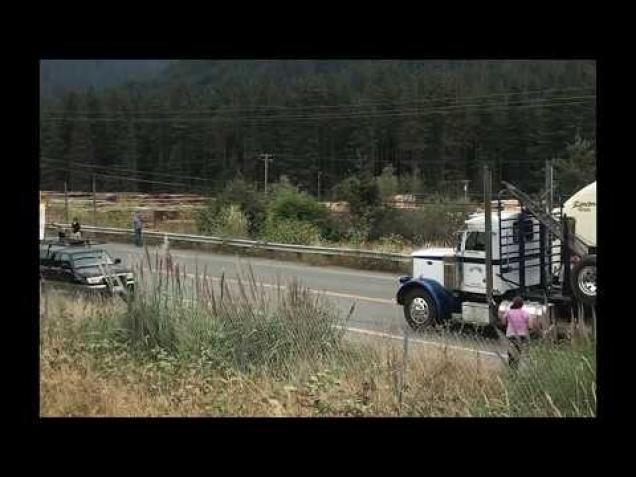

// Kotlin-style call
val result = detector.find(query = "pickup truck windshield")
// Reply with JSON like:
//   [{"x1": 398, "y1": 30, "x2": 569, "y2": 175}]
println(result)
[{"x1": 72, "y1": 251, "x2": 115, "y2": 268}]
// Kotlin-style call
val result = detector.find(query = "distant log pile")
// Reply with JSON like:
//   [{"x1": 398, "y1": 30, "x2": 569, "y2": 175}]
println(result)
[{"x1": 41, "y1": 191, "x2": 209, "y2": 210}]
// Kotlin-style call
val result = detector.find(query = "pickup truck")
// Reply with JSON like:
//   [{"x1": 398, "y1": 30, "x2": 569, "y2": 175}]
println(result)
[{"x1": 39, "y1": 238, "x2": 135, "y2": 296}]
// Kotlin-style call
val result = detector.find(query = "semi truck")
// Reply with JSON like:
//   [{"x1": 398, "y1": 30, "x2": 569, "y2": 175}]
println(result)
[{"x1": 396, "y1": 179, "x2": 596, "y2": 330}]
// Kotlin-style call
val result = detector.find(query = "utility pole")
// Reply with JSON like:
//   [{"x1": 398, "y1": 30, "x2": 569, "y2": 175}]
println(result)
[
  {"x1": 317, "y1": 170, "x2": 323, "y2": 200},
  {"x1": 64, "y1": 180, "x2": 69, "y2": 224},
  {"x1": 546, "y1": 159, "x2": 554, "y2": 216},
  {"x1": 461, "y1": 180, "x2": 470, "y2": 202},
  {"x1": 92, "y1": 174, "x2": 97, "y2": 225},
  {"x1": 260, "y1": 153, "x2": 274, "y2": 194},
  {"x1": 483, "y1": 165, "x2": 494, "y2": 325},
  {"x1": 543, "y1": 159, "x2": 554, "y2": 293}
]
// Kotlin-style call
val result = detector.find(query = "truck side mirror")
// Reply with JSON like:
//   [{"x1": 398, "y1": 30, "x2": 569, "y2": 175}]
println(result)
[{"x1": 114, "y1": 258, "x2": 121, "y2": 264}]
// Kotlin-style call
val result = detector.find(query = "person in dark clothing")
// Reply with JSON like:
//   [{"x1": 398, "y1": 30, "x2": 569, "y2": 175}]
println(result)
[
  {"x1": 71, "y1": 218, "x2": 81, "y2": 239},
  {"x1": 133, "y1": 212, "x2": 143, "y2": 247}
]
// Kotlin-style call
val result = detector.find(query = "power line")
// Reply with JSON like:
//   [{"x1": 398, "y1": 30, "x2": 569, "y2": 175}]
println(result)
[
  {"x1": 41, "y1": 161, "x2": 567, "y2": 198},
  {"x1": 40, "y1": 157, "x2": 225, "y2": 184},
  {"x1": 41, "y1": 97, "x2": 595, "y2": 124},
  {"x1": 40, "y1": 163, "x2": 212, "y2": 190},
  {"x1": 40, "y1": 156, "x2": 562, "y2": 182},
  {"x1": 42, "y1": 94, "x2": 595, "y2": 119},
  {"x1": 41, "y1": 86, "x2": 595, "y2": 115}
]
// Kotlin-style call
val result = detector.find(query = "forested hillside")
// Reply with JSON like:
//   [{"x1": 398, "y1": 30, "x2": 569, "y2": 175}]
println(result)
[
  {"x1": 40, "y1": 60, "x2": 170, "y2": 99},
  {"x1": 39, "y1": 60, "x2": 596, "y2": 198}
]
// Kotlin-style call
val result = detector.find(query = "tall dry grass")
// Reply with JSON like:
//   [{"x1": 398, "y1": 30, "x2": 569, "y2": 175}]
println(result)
[{"x1": 39, "y1": 255, "x2": 596, "y2": 417}]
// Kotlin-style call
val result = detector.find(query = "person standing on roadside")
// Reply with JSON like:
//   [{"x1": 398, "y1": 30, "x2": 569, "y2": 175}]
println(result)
[
  {"x1": 501, "y1": 296, "x2": 534, "y2": 370},
  {"x1": 71, "y1": 217, "x2": 81, "y2": 239},
  {"x1": 133, "y1": 212, "x2": 143, "y2": 247}
]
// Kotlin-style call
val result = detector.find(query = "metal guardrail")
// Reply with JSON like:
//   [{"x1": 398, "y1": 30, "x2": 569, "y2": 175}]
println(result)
[{"x1": 46, "y1": 223, "x2": 412, "y2": 263}]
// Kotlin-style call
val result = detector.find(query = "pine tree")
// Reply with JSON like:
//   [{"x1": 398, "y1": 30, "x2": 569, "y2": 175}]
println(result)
[{"x1": 40, "y1": 60, "x2": 596, "y2": 196}]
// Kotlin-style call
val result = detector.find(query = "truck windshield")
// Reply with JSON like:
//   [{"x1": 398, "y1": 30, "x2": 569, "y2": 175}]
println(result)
[
  {"x1": 465, "y1": 232, "x2": 486, "y2": 252},
  {"x1": 71, "y1": 251, "x2": 115, "y2": 268}
]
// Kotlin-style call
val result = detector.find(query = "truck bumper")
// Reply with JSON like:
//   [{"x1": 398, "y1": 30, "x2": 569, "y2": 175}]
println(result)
[{"x1": 74, "y1": 281, "x2": 135, "y2": 295}]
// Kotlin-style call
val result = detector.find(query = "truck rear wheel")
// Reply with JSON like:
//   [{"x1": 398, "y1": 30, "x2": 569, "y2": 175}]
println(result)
[
  {"x1": 571, "y1": 254, "x2": 596, "y2": 305},
  {"x1": 403, "y1": 288, "x2": 438, "y2": 330}
]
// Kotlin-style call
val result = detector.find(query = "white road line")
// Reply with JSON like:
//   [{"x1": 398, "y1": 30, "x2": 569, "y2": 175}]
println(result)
[
  {"x1": 146, "y1": 269, "x2": 397, "y2": 305},
  {"x1": 338, "y1": 325, "x2": 507, "y2": 360}
]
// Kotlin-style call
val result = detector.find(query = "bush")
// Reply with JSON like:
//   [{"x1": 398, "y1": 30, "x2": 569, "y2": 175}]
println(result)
[
  {"x1": 267, "y1": 187, "x2": 327, "y2": 225},
  {"x1": 195, "y1": 199, "x2": 218, "y2": 235},
  {"x1": 259, "y1": 179, "x2": 329, "y2": 244},
  {"x1": 368, "y1": 204, "x2": 470, "y2": 245},
  {"x1": 376, "y1": 165, "x2": 398, "y2": 200},
  {"x1": 333, "y1": 173, "x2": 381, "y2": 218},
  {"x1": 399, "y1": 165, "x2": 425, "y2": 194},
  {"x1": 263, "y1": 217, "x2": 322, "y2": 245},
  {"x1": 376, "y1": 234, "x2": 407, "y2": 253},
  {"x1": 212, "y1": 205, "x2": 250, "y2": 238},
  {"x1": 196, "y1": 178, "x2": 266, "y2": 236},
  {"x1": 320, "y1": 212, "x2": 357, "y2": 242}
]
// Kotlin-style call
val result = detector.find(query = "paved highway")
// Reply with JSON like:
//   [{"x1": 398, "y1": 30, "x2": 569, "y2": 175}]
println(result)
[{"x1": 99, "y1": 241, "x2": 507, "y2": 359}]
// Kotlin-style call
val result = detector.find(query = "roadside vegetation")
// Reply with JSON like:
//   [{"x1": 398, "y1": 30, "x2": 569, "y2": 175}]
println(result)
[
  {"x1": 40, "y1": 256, "x2": 596, "y2": 417},
  {"x1": 45, "y1": 135, "x2": 594, "y2": 256},
  {"x1": 192, "y1": 170, "x2": 474, "y2": 252},
  {"x1": 46, "y1": 170, "x2": 473, "y2": 254}
]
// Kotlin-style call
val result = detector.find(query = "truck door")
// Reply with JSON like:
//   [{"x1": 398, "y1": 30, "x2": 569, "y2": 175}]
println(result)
[
  {"x1": 52, "y1": 252, "x2": 74, "y2": 283},
  {"x1": 462, "y1": 231, "x2": 487, "y2": 290},
  {"x1": 40, "y1": 247, "x2": 54, "y2": 280}
]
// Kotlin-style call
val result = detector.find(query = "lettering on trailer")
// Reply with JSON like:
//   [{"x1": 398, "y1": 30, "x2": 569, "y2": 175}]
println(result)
[{"x1": 572, "y1": 200, "x2": 596, "y2": 212}]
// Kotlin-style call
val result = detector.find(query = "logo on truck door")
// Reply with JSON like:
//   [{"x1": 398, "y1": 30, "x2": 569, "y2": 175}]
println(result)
[
  {"x1": 464, "y1": 264, "x2": 485, "y2": 288},
  {"x1": 573, "y1": 200, "x2": 596, "y2": 212}
]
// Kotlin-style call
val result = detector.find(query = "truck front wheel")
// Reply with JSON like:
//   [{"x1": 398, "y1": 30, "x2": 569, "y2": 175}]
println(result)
[
  {"x1": 403, "y1": 288, "x2": 438, "y2": 330},
  {"x1": 571, "y1": 254, "x2": 596, "y2": 305}
]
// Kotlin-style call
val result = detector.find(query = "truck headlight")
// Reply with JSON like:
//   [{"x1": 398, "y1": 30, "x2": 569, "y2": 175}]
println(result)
[{"x1": 86, "y1": 276, "x2": 102, "y2": 285}]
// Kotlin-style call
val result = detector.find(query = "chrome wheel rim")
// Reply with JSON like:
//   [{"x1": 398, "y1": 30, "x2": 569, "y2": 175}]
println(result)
[
  {"x1": 577, "y1": 266, "x2": 597, "y2": 297},
  {"x1": 410, "y1": 297, "x2": 430, "y2": 324}
]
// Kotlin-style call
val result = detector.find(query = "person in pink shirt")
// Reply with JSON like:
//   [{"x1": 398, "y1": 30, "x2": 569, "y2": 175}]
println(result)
[{"x1": 501, "y1": 296, "x2": 534, "y2": 369}]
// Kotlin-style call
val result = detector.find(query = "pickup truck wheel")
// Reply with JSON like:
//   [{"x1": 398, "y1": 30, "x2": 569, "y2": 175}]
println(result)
[
  {"x1": 404, "y1": 288, "x2": 437, "y2": 330},
  {"x1": 571, "y1": 254, "x2": 596, "y2": 305}
]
